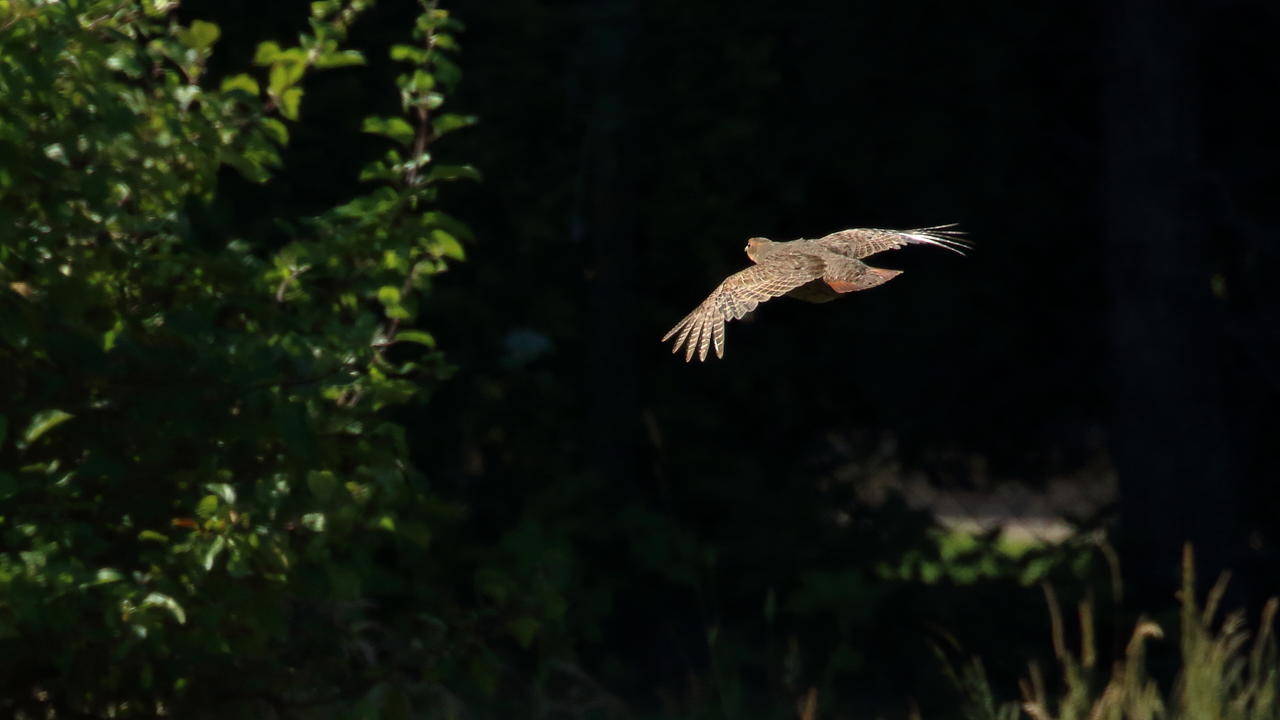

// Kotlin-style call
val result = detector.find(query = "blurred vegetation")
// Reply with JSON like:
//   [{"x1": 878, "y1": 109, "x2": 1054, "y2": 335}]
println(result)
[{"x1": 949, "y1": 546, "x2": 1279, "y2": 720}]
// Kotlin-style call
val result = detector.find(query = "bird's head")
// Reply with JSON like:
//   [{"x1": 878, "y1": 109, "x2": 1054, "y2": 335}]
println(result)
[{"x1": 744, "y1": 237, "x2": 771, "y2": 262}]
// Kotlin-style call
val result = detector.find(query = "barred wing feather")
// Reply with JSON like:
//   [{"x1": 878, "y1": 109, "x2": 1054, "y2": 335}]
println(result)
[{"x1": 661, "y1": 258, "x2": 823, "y2": 361}]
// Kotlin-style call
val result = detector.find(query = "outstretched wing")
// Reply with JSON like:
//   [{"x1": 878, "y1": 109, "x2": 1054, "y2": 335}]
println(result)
[
  {"x1": 816, "y1": 224, "x2": 969, "y2": 259},
  {"x1": 662, "y1": 256, "x2": 824, "y2": 361}
]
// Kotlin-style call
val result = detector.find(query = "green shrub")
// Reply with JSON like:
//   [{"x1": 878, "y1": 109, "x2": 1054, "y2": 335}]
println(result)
[{"x1": 0, "y1": 1, "x2": 481, "y2": 715}]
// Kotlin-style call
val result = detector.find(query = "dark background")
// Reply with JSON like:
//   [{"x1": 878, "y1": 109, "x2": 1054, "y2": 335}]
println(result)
[{"x1": 186, "y1": 0, "x2": 1280, "y2": 715}]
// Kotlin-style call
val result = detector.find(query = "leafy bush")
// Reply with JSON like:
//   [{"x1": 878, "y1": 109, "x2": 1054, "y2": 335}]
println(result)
[{"x1": 0, "y1": 0, "x2": 481, "y2": 715}]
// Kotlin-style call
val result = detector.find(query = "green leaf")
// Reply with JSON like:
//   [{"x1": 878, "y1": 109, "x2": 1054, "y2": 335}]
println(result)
[
  {"x1": 311, "y1": 0, "x2": 341, "y2": 18},
  {"x1": 393, "y1": 330, "x2": 436, "y2": 348},
  {"x1": 85, "y1": 568, "x2": 124, "y2": 587},
  {"x1": 102, "y1": 318, "x2": 124, "y2": 352},
  {"x1": 195, "y1": 494, "x2": 219, "y2": 519},
  {"x1": 205, "y1": 483, "x2": 236, "y2": 504},
  {"x1": 432, "y1": 113, "x2": 477, "y2": 137},
  {"x1": 269, "y1": 59, "x2": 306, "y2": 98},
  {"x1": 506, "y1": 617, "x2": 540, "y2": 649},
  {"x1": 181, "y1": 20, "x2": 221, "y2": 51},
  {"x1": 106, "y1": 50, "x2": 145, "y2": 78},
  {"x1": 307, "y1": 470, "x2": 337, "y2": 502},
  {"x1": 426, "y1": 228, "x2": 465, "y2": 260},
  {"x1": 138, "y1": 530, "x2": 169, "y2": 544},
  {"x1": 314, "y1": 50, "x2": 365, "y2": 69},
  {"x1": 278, "y1": 87, "x2": 303, "y2": 121},
  {"x1": 261, "y1": 118, "x2": 290, "y2": 145},
  {"x1": 424, "y1": 164, "x2": 482, "y2": 183},
  {"x1": 377, "y1": 286, "x2": 402, "y2": 306},
  {"x1": 22, "y1": 409, "x2": 74, "y2": 446},
  {"x1": 389, "y1": 44, "x2": 429, "y2": 64},
  {"x1": 202, "y1": 536, "x2": 226, "y2": 571},
  {"x1": 359, "y1": 160, "x2": 396, "y2": 182},
  {"x1": 141, "y1": 592, "x2": 187, "y2": 624},
  {"x1": 254, "y1": 41, "x2": 282, "y2": 65},
  {"x1": 0, "y1": 415, "x2": 7, "y2": 447},
  {"x1": 301, "y1": 513, "x2": 326, "y2": 532},
  {"x1": 0, "y1": 472, "x2": 16, "y2": 501},
  {"x1": 220, "y1": 73, "x2": 259, "y2": 96},
  {"x1": 433, "y1": 55, "x2": 463, "y2": 89},
  {"x1": 43, "y1": 143, "x2": 68, "y2": 167},
  {"x1": 407, "y1": 69, "x2": 435, "y2": 92},
  {"x1": 362, "y1": 116, "x2": 416, "y2": 146}
]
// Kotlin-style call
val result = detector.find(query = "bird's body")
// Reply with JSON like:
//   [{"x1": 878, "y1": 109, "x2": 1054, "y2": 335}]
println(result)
[{"x1": 662, "y1": 225, "x2": 967, "y2": 361}]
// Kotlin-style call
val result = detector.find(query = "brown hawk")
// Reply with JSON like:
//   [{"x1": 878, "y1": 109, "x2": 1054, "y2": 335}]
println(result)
[{"x1": 661, "y1": 224, "x2": 968, "y2": 361}]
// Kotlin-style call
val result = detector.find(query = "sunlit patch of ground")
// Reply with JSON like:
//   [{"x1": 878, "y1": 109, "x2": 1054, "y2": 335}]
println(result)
[{"x1": 822, "y1": 427, "x2": 1117, "y2": 546}]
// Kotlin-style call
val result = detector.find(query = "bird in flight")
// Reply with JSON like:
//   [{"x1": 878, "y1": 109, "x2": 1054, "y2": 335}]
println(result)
[{"x1": 661, "y1": 224, "x2": 968, "y2": 361}]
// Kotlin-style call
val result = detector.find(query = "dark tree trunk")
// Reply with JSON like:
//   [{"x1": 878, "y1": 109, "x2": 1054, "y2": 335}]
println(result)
[{"x1": 1103, "y1": 0, "x2": 1243, "y2": 608}]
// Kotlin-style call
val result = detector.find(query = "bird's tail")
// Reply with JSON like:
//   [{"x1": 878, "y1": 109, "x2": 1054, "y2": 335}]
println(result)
[{"x1": 899, "y1": 223, "x2": 970, "y2": 255}]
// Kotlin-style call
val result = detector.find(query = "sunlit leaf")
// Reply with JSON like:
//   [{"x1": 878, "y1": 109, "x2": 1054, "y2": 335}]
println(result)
[
  {"x1": 205, "y1": 483, "x2": 236, "y2": 504},
  {"x1": 269, "y1": 59, "x2": 306, "y2": 97},
  {"x1": 315, "y1": 50, "x2": 365, "y2": 69},
  {"x1": 43, "y1": 143, "x2": 68, "y2": 167},
  {"x1": 389, "y1": 44, "x2": 428, "y2": 64},
  {"x1": 138, "y1": 530, "x2": 169, "y2": 544},
  {"x1": 261, "y1": 117, "x2": 290, "y2": 145},
  {"x1": 425, "y1": 228, "x2": 465, "y2": 260},
  {"x1": 393, "y1": 330, "x2": 436, "y2": 348},
  {"x1": 141, "y1": 592, "x2": 187, "y2": 624},
  {"x1": 106, "y1": 50, "x2": 145, "y2": 78},
  {"x1": 362, "y1": 116, "x2": 416, "y2": 146},
  {"x1": 180, "y1": 20, "x2": 220, "y2": 51},
  {"x1": 377, "y1": 286, "x2": 401, "y2": 306},
  {"x1": 82, "y1": 568, "x2": 124, "y2": 587},
  {"x1": 310, "y1": 0, "x2": 341, "y2": 18},
  {"x1": 202, "y1": 536, "x2": 226, "y2": 571},
  {"x1": 220, "y1": 73, "x2": 259, "y2": 96},
  {"x1": 278, "y1": 87, "x2": 303, "y2": 121},
  {"x1": 195, "y1": 494, "x2": 219, "y2": 519},
  {"x1": 22, "y1": 409, "x2": 74, "y2": 446},
  {"x1": 408, "y1": 69, "x2": 435, "y2": 93},
  {"x1": 254, "y1": 40, "x2": 282, "y2": 65}
]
